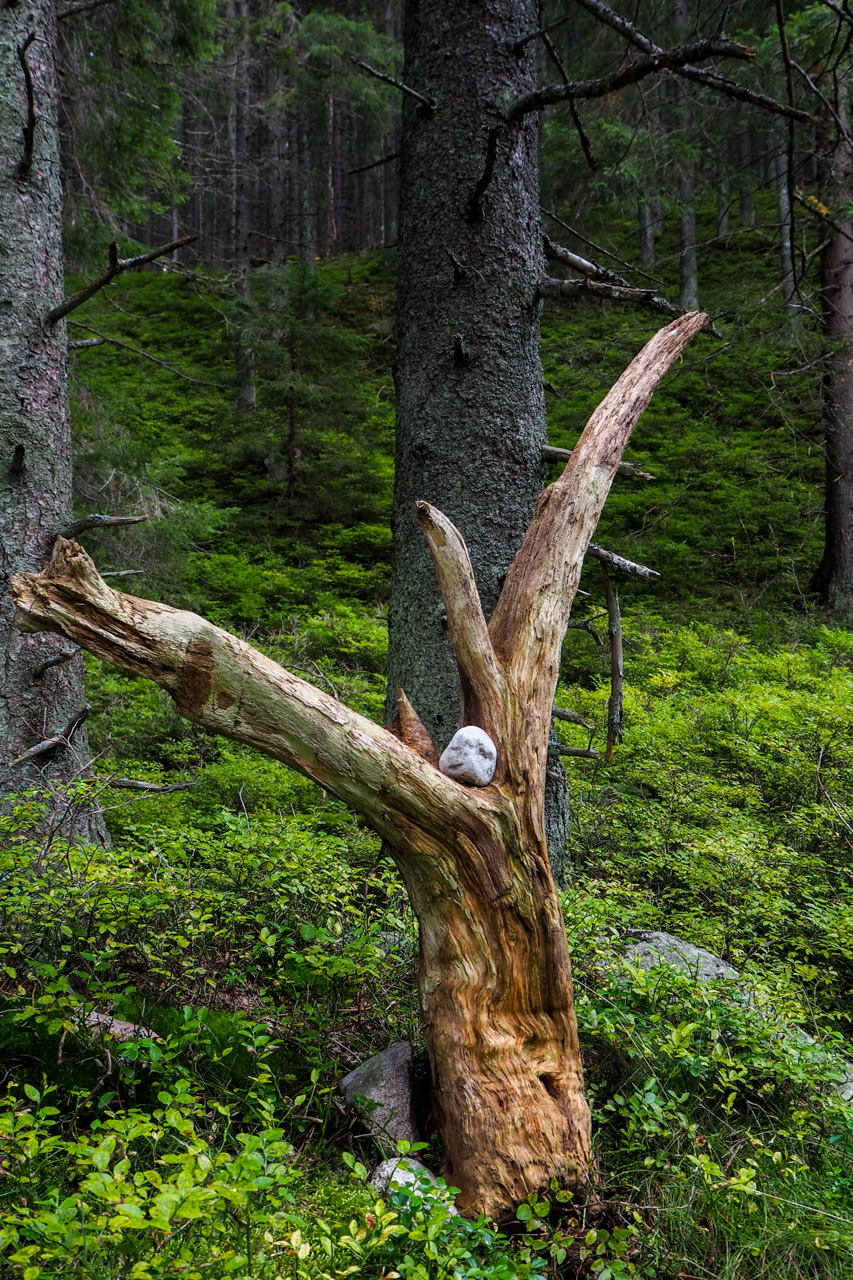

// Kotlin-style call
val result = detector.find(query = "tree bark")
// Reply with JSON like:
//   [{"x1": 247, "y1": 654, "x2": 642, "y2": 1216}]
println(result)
[
  {"x1": 814, "y1": 117, "x2": 853, "y2": 620},
  {"x1": 390, "y1": 0, "x2": 577, "y2": 871},
  {"x1": 13, "y1": 312, "x2": 706, "y2": 1219},
  {"x1": 229, "y1": 0, "x2": 256, "y2": 413},
  {"x1": 0, "y1": 0, "x2": 104, "y2": 841}
]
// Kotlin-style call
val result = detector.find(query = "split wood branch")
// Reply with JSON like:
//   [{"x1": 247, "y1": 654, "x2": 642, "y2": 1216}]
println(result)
[
  {"x1": 415, "y1": 501, "x2": 507, "y2": 735},
  {"x1": 490, "y1": 312, "x2": 706, "y2": 701},
  {"x1": 7, "y1": 705, "x2": 90, "y2": 769},
  {"x1": 586, "y1": 544, "x2": 660, "y2": 579},
  {"x1": 101, "y1": 569, "x2": 145, "y2": 578},
  {"x1": 10, "y1": 540, "x2": 504, "y2": 856},
  {"x1": 33, "y1": 646, "x2": 81, "y2": 680},
  {"x1": 351, "y1": 58, "x2": 434, "y2": 112},
  {"x1": 17, "y1": 33, "x2": 36, "y2": 179},
  {"x1": 600, "y1": 565, "x2": 623, "y2": 762},
  {"x1": 56, "y1": 513, "x2": 148, "y2": 540},
  {"x1": 46, "y1": 236, "x2": 197, "y2": 324},
  {"x1": 542, "y1": 445, "x2": 654, "y2": 482}
]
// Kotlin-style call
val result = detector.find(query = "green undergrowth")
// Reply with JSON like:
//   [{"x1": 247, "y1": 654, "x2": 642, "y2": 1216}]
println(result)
[{"x1": 2, "y1": 620, "x2": 853, "y2": 1276}]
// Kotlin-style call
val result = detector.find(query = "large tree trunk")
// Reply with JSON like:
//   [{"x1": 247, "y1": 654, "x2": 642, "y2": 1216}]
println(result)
[
  {"x1": 229, "y1": 0, "x2": 256, "y2": 413},
  {"x1": 389, "y1": 0, "x2": 576, "y2": 875},
  {"x1": 0, "y1": 0, "x2": 104, "y2": 841},
  {"x1": 13, "y1": 312, "x2": 705, "y2": 1219},
  {"x1": 814, "y1": 119, "x2": 853, "y2": 620}
]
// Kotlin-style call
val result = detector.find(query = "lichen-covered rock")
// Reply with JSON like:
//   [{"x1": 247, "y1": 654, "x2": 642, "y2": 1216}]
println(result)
[
  {"x1": 438, "y1": 726, "x2": 497, "y2": 786},
  {"x1": 337, "y1": 1041, "x2": 419, "y2": 1154},
  {"x1": 622, "y1": 931, "x2": 739, "y2": 981}
]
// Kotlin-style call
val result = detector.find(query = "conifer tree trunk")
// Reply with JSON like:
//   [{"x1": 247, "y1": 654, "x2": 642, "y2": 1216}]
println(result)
[
  {"x1": 389, "y1": 0, "x2": 576, "y2": 874},
  {"x1": 0, "y1": 0, "x2": 104, "y2": 840},
  {"x1": 814, "y1": 117, "x2": 853, "y2": 620}
]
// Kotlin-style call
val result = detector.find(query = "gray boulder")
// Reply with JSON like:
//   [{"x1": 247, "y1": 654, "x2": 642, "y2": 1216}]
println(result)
[
  {"x1": 622, "y1": 930, "x2": 739, "y2": 981},
  {"x1": 618, "y1": 930, "x2": 853, "y2": 1104},
  {"x1": 338, "y1": 1041, "x2": 419, "y2": 1154}
]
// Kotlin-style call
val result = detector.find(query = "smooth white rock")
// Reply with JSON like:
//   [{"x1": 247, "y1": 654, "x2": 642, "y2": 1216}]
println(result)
[{"x1": 438, "y1": 726, "x2": 497, "y2": 786}]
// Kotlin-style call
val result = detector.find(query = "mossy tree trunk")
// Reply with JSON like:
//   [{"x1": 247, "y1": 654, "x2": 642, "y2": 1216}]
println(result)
[
  {"x1": 13, "y1": 312, "x2": 704, "y2": 1219},
  {"x1": 0, "y1": 0, "x2": 104, "y2": 839}
]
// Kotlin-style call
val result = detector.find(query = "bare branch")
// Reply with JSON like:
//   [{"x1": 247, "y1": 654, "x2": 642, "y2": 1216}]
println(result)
[
  {"x1": 101, "y1": 569, "x2": 145, "y2": 578},
  {"x1": 415, "y1": 501, "x2": 507, "y2": 735},
  {"x1": 513, "y1": 17, "x2": 571, "y2": 54},
  {"x1": 7, "y1": 705, "x2": 90, "y2": 769},
  {"x1": 97, "y1": 777, "x2": 197, "y2": 794},
  {"x1": 539, "y1": 274, "x2": 724, "y2": 338},
  {"x1": 33, "y1": 646, "x2": 81, "y2": 680},
  {"x1": 511, "y1": 38, "x2": 757, "y2": 117},
  {"x1": 17, "y1": 33, "x2": 36, "y2": 179},
  {"x1": 544, "y1": 235, "x2": 623, "y2": 282},
  {"x1": 572, "y1": 0, "x2": 816, "y2": 124},
  {"x1": 553, "y1": 706, "x2": 595, "y2": 730},
  {"x1": 351, "y1": 58, "x2": 434, "y2": 111},
  {"x1": 542, "y1": 445, "x2": 654, "y2": 482},
  {"x1": 67, "y1": 321, "x2": 226, "y2": 387},
  {"x1": 69, "y1": 337, "x2": 105, "y2": 350},
  {"x1": 551, "y1": 744, "x2": 601, "y2": 760},
  {"x1": 543, "y1": 208, "x2": 665, "y2": 286},
  {"x1": 600, "y1": 565, "x2": 623, "y2": 762},
  {"x1": 349, "y1": 150, "x2": 401, "y2": 176},
  {"x1": 10, "y1": 540, "x2": 501, "y2": 852},
  {"x1": 46, "y1": 236, "x2": 197, "y2": 324},
  {"x1": 586, "y1": 544, "x2": 660, "y2": 579},
  {"x1": 57, "y1": 0, "x2": 117, "y2": 19},
  {"x1": 56, "y1": 513, "x2": 148, "y2": 540}
]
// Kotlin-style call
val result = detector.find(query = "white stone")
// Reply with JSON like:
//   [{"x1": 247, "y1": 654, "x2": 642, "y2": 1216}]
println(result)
[{"x1": 439, "y1": 726, "x2": 497, "y2": 786}]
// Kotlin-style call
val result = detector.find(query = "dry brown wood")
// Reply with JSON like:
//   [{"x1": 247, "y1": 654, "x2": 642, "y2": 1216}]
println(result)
[{"x1": 11, "y1": 316, "x2": 705, "y2": 1222}]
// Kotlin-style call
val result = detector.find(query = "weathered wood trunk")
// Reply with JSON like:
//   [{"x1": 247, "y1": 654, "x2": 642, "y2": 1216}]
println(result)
[
  {"x1": 13, "y1": 313, "x2": 705, "y2": 1218},
  {"x1": 0, "y1": 0, "x2": 104, "y2": 840}
]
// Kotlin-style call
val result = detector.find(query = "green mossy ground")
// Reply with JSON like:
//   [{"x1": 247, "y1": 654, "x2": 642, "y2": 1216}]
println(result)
[{"x1": 2, "y1": 230, "x2": 852, "y2": 1277}]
